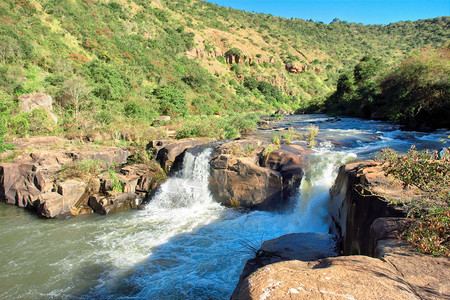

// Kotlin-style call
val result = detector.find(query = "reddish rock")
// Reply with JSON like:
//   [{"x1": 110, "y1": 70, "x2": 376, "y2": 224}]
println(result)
[{"x1": 88, "y1": 193, "x2": 139, "y2": 215}]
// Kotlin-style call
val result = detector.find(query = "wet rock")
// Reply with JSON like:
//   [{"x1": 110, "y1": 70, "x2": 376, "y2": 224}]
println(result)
[
  {"x1": 232, "y1": 233, "x2": 337, "y2": 298},
  {"x1": 155, "y1": 138, "x2": 214, "y2": 173},
  {"x1": 209, "y1": 155, "x2": 284, "y2": 210},
  {"x1": 88, "y1": 193, "x2": 140, "y2": 215},
  {"x1": 275, "y1": 108, "x2": 288, "y2": 115},
  {"x1": 209, "y1": 139, "x2": 308, "y2": 211}
]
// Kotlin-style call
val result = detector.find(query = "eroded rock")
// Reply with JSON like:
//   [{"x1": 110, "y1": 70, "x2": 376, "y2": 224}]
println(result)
[
  {"x1": 232, "y1": 256, "x2": 419, "y2": 300},
  {"x1": 88, "y1": 193, "x2": 139, "y2": 215}
]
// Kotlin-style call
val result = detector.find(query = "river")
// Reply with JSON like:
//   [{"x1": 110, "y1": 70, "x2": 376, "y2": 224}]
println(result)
[{"x1": 0, "y1": 115, "x2": 447, "y2": 299}]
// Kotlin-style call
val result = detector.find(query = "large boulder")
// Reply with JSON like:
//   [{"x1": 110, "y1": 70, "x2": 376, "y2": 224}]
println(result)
[
  {"x1": 232, "y1": 255, "x2": 420, "y2": 300},
  {"x1": 209, "y1": 140, "x2": 308, "y2": 211},
  {"x1": 18, "y1": 93, "x2": 53, "y2": 112},
  {"x1": 232, "y1": 233, "x2": 337, "y2": 299},
  {"x1": 155, "y1": 138, "x2": 214, "y2": 173},
  {"x1": 0, "y1": 163, "x2": 43, "y2": 208},
  {"x1": 209, "y1": 155, "x2": 284, "y2": 210},
  {"x1": 35, "y1": 180, "x2": 87, "y2": 218}
]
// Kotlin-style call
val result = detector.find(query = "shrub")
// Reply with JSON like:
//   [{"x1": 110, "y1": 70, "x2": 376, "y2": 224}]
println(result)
[
  {"x1": 154, "y1": 85, "x2": 188, "y2": 117},
  {"x1": 377, "y1": 146, "x2": 450, "y2": 256},
  {"x1": 305, "y1": 125, "x2": 319, "y2": 147}
]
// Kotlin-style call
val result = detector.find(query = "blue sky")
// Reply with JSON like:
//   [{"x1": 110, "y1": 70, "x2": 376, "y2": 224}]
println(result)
[{"x1": 206, "y1": 0, "x2": 450, "y2": 25}]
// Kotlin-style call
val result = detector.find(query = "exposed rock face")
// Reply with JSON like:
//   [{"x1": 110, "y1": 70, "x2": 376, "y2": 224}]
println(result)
[
  {"x1": 285, "y1": 63, "x2": 307, "y2": 74},
  {"x1": 208, "y1": 139, "x2": 309, "y2": 210},
  {"x1": 210, "y1": 155, "x2": 284, "y2": 210},
  {"x1": 0, "y1": 137, "x2": 166, "y2": 218},
  {"x1": 328, "y1": 160, "x2": 408, "y2": 255},
  {"x1": 36, "y1": 180, "x2": 87, "y2": 218},
  {"x1": 154, "y1": 138, "x2": 215, "y2": 173},
  {"x1": 232, "y1": 233, "x2": 337, "y2": 299},
  {"x1": 18, "y1": 93, "x2": 53, "y2": 113},
  {"x1": 74, "y1": 147, "x2": 130, "y2": 167},
  {"x1": 232, "y1": 256, "x2": 420, "y2": 300},
  {"x1": 88, "y1": 193, "x2": 139, "y2": 215}
]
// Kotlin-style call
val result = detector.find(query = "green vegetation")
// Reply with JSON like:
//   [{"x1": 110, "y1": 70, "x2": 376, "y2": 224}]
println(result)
[
  {"x1": 324, "y1": 47, "x2": 450, "y2": 130},
  {"x1": 378, "y1": 147, "x2": 449, "y2": 256},
  {"x1": 0, "y1": 0, "x2": 447, "y2": 149},
  {"x1": 306, "y1": 125, "x2": 319, "y2": 147}
]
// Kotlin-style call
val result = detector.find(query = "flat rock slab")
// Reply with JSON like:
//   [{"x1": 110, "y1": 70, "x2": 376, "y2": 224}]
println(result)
[{"x1": 233, "y1": 256, "x2": 420, "y2": 300}]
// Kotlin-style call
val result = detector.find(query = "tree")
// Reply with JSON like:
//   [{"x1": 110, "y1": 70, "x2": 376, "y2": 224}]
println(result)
[{"x1": 63, "y1": 75, "x2": 91, "y2": 125}]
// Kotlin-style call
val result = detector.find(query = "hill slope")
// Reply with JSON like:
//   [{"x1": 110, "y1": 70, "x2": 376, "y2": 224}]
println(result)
[{"x1": 0, "y1": 0, "x2": 448, "y2": 143}]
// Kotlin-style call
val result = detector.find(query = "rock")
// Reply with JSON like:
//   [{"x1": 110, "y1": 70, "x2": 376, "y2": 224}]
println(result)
[
  {"x1": 285, "y1": 63, "x2": 307, "y2": 74},
  {"x1": 232, "y1": 256, "x2": 419, "y2": 300},
  {"x1": 35, "y1": 180, "x2": 87, "y2": 218},
  {"x1": 12, "y1": 136, "x2": 69, "y2": 150},
  {"x1": 0, "y1": 163, "x2": 42, "y2": 208},
  {"x1": 74, "y1": 147, "x2": 130, "y2": 166},
  {"x1": 275, "y1": 108, "x2": 287, "y2": 115},
  {"x1": 208, "y1": 139, "x2": 308, "y2": 210},
  {"x1": 35, "y1": 192, "x2": 65, "y2": 218},
  {"x1": 232, "y1": 233, "x2": 338, "y2": 298},
  {"x1": 153, "y1": 116, "x2": 171, "y2": 123},
  {"x1": 57, "y1": 180, "x2": 87, "y2": 206},
  {"x1": 88, "y1": 193, "x2": 140, "y2": 215},
  {"x1": 209, "y1": 155, "x2": 284, "y2": 210},
  {"x1": 17, "y1": 93, "x2": 53, "y2": 113},
  {"x1": 155, "y1": 138, "x2": 214, "y2": 173},
  {"x1": 328, "y1": 160, "x2": 409, "y2": 255}
]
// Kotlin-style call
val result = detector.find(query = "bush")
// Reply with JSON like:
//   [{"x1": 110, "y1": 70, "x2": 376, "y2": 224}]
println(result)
[
  {"x1": 377, "y1": 146, "x2": 449, "y2": 256},
  {"x1": 154, "y1": 85, "x2": 188, "y2": 117}
]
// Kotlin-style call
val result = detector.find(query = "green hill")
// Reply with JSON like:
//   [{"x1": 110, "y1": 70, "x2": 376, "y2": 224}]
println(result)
[{"x1": 0, "y1": 0, "x2": 448, "y2": 146}]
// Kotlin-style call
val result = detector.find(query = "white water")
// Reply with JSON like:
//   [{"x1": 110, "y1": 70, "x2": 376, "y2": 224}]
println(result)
[{"x1": 0, "y1": 115, "x2": 447, "y2": 299}]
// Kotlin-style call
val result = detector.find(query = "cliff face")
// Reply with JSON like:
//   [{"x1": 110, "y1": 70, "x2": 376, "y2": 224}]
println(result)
[{"x1": 328, "y1": 160, "x2": 407, "y2": 255}]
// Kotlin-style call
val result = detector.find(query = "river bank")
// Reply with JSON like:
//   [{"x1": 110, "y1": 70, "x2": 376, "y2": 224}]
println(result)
[{"x1": 0, "y1": 114, "x2": 448, "y2": 298}]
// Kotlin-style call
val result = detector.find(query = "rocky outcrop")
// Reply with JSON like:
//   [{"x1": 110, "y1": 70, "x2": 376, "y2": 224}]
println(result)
[
  {"x1": 328, "y1": 160, "x2": 409, "y2": 255},
  {"x1": 18, "y1": 93, "x2": 53, "y2": 113},
  {"x1": 208, "y1": 138, "x2": 310, "y2": 210},
  {"x1": 285, "y1": 63, "x2": 307, "y2": 74},
  {"x1": 233, "y1": 160, "x2": 449, "y2": 299},
  {"x1": 88, "y1": 193, "x2": 139, "y2": 215},
  {"x1": 17, "y1": 93, "x2": 58, "y2": 123},
  {"x1": 0, "y1": 137, "x2": 166, "y2": 218},
  {"x1": 232, "y1": 233, "x2": 337, "y2": 299},
  {"x1": 232, "y1": 255, "x2": 421, "y2": 300},
  {"x1": 35, "y1": 180, "x2": 87, "y2": 218},
  {"x1": 154, "y1": 138, "x2": 214, "y2": 173}
]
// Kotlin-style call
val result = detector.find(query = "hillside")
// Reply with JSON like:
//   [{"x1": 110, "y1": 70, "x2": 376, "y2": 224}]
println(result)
[{"x1": 0, "y1": 0, "x2": 448, "y2": 145}]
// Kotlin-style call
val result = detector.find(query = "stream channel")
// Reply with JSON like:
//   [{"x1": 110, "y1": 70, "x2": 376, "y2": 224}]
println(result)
[{"x1": 0, "y1": 114, "x2": 448, "y2": 299}]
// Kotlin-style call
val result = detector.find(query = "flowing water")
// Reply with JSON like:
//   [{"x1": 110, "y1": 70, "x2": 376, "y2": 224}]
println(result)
[{"x1": 0, "y1": 115, "x2": 447, "y2": 299}]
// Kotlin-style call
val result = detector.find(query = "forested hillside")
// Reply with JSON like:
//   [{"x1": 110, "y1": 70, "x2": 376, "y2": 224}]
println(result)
[{"x1": 0, "y1": 0, "x2": 448, "y2": 146}]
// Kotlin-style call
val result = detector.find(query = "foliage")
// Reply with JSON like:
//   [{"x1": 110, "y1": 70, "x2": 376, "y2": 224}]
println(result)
[
  {"x1": 377, "y1": 147, "x2": 450, "y2": 256},
  {"x1": 108, "y1": 168, "x2": 124, "y2": 193},
  {"x1": 305, "y1": 125, "x2": 319, "y2": 147},
  {"x1": 55, "y1": 160, "x2": 106, "y2": 190},
  {"x1": 324, "y1": 47, "x2": 449, "y2": 130}
]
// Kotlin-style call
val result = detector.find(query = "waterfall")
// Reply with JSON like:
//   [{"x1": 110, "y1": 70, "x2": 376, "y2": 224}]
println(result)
[{"x1": 147, "y1": 148, "x2": 215, "y2": 209}]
